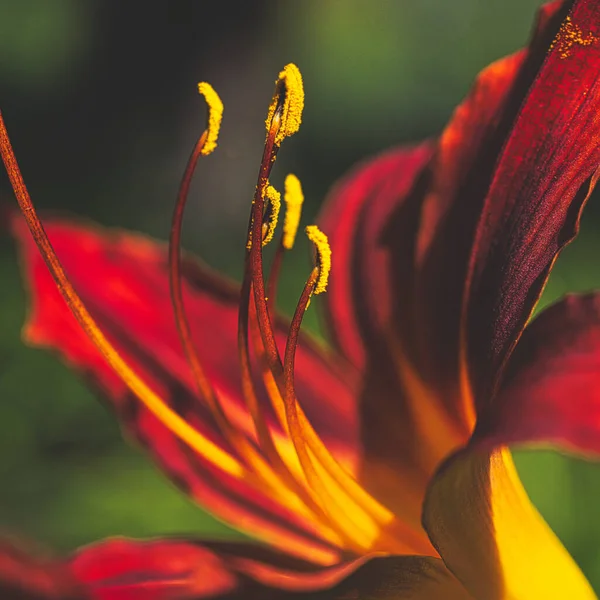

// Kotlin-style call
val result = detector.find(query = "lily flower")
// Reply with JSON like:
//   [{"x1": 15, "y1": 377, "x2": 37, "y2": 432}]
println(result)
[{"x1": 3, "y1": 0, "x2": 600, "y2": 597}]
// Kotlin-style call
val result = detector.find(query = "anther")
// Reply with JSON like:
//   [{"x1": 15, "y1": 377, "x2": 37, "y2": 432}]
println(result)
[
  {"x1": 261, "y1": 185, "x2": 281, "y2": 246},
  {"x1": 265, "y1": 63, "x2": 304, "y2": 147},
  {"x1": 197, "y1": 82, "x2": 224, "y2": 155},
  {"x1": 283, "y1": 174, "x2": 304, "y2": 250},
  {"x1": 305, "y1": 225, "x2": 331, "y2": 294}
]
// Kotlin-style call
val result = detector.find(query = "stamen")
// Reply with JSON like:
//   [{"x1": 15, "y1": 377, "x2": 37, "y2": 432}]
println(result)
[
  {"x1": 246, "y1": 71, "x2": 289, "y2": 377},
  {"x1": 305, "y1": 225, "x2": 331, "y2": 294},
  {"x1": 265, "y1": 64, "x2": 304, "y2": 147},
  {"x1": 197, "y1": 82, "x2": 223, "y2": 156},
  {"x1": 236, "y1": 66, "x2": 374, "y2": 547},
  {"x1": 282, "y1": 174, "x2": 304, "y2": 250},
  {"x1": 243, "y1": 67, "x2": 413, "y2": 549},
  {"x1": 169, "y1": 85, "x2": 222, "y2": 411},
  {"x1": 167, "y1": 88, "x2": 329, "y2": 521}
]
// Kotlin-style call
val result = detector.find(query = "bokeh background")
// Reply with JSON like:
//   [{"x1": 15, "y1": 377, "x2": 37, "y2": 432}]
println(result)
[{"x1": 2, "y1": 0, "x2": 600, "y2": 591}]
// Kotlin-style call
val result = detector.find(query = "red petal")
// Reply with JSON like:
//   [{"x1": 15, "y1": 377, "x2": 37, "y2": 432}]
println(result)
[
  {"x1": 315, "y1": 4, "x2": 575, "y2": 525},
  {"x1": 464, "y1": 0, "x2": 600, "y2": 399},
  {"x1": 476, "y1": 293, "x2": 600, "y2": 456},
  {"x1": 319, "y1": 143, "x2": 434, "y2": 371},
  {"x1": 12, "y1": 215, "x2": 359, "y2": 563},
  {"x1": 0, "y1": 535, "x2": 467, "y2": 600},
  {"x1": 319, "y1": 145, "x2": 452, "y2": 530},
  {"x1": 71, "y1": 537, "x2": 469, "y2": 599},
  {"x1": 71, "y1": 539, "x2": 238, "y2": 600},
  {"x1": 414, "y1": 1, "x2": 570, "y2": 408},
  {"x1": 414, "y1": 50, "x2": 525, "y2": 389},
  {"x1": 0, "y1": 539, "x2": 83, "y2": 599}
]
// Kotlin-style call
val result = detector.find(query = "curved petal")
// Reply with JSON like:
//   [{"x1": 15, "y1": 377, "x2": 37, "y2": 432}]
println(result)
[
  {"x1": 319, "y1": 142, "x2": 434, "y2": 371},
  {"x1": 422, "y1": 447, "x2": 596, "y2": 600},
  {"x1": 477, "y1": 293, "x2": 600, "y2": 456},
  {"x1": 463, "y1": 0, "x2": 600, "y2": 400},
  {"x1": 0, "y1": 539, "x2": 83, "y2": 599},
  {"x1": 71, "y1": 538, "x2": 239, "y2": 599},
  {"x1": 414, "y1": 1, "x2": 569, "y2": 417},
  {"x1": 319, "y1": 143, "x2": 456, "y2": 529},
  {"x1": 12, "y1": 215, "x2": 359, "y2": 563},
  {"x1": 315, "y1": 3, "x2": 575, "y2": 525},
  {"x1": 70, "y1": 537, "x2": 471, "y2": 599}
]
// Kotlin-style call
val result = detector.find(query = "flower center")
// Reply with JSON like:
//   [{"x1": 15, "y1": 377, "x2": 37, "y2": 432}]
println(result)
[{"x1": 0, "y1": 65, "x2": 427, "y2": 560}]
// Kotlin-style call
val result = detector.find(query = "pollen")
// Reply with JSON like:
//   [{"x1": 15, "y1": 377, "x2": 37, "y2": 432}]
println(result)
[
  {"x1": 305, "y1": 225, "x2": 331, "y2": 295},
  {"x1": 262, "y1": 185, "x2": 281, "y2": 246},
  {"x1": 266, "y1": 63, "x2": 304, "y2": 147},
  {"x1": 550, "y1": 15, "x2": 598, "y2": 59},
  {"x1": 283, "y1": 174, "x2": 304, "y2": 250},
  {"x1": 197, "y1": 82, "x2": 224, "y2": 155}
]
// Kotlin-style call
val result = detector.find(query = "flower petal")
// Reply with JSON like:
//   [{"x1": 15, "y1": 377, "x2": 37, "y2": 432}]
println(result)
[
  {"x1": 463, "y1": 0, "x2": 600, "y2": 399},
  {"x1": 315, "y1": 3, "x2": 573, "y2": 526},
  {"x1": 0, "y1": 539, "x2": 83, "y2": 599},
  {"x1": 319, "y1": 143, "x2": 434, "y2": 371},
  {"x1": 70, "y1": 537, "x2": 470, "y2": 599},
  {"x1": 12, "y1": 215, "x2": 359, "y2": 563},
  {"x1": 414, "y1": 1, "x2": 568, "y2": 414},
  {"x1": 71, "y1": 538, "x2": 238, "y2": 599},
  {"x1": 423, "y1": 293, "x2": 600, "y2": 597},
  {"x1": 422, "y1": 447, "x2": 596, "y2": 600},
  {"x1": 319, "y1": 144, "x2": 452, "y2": 529},
  {"x1": 477, "y1": 293, "x2": 600, "y2": 456}
]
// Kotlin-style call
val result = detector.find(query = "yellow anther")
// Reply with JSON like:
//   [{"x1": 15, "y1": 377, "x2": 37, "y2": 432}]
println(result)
[
  {"x1": 262, "y1": 185, "x2": 281, "y2": 246},
  {"x1": 283, "y1": 174, "x2": 304, "y2": 250},
  {"x1": 197, "y1": 82, "x2": 224, "y2": 155},
  {"x1": 266, "y1": 64, "x2": 304, "y2": 147},
  {"x1": 305, "y1": 225, "x2": 331, "y2": 295}
]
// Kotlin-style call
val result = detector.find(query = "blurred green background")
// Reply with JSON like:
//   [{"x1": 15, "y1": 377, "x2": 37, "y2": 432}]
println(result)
[{"x1": 2, "y1": 0, "x2": 600, "y2": 592}]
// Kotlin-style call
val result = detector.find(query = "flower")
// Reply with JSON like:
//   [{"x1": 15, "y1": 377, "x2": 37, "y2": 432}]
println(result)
[{"x1": 2, "y1": 0, "x2": 600, "y2": 597}]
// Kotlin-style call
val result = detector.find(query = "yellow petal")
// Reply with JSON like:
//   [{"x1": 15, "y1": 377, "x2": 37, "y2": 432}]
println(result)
[{"x1": 423, "y1": 446, "x2": 596, "y2": 600}]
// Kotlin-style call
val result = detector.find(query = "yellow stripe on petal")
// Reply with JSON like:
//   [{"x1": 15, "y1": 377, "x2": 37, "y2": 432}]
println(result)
[{"x1": 423, "y1": 446, "x2": 596, "y2": 600}]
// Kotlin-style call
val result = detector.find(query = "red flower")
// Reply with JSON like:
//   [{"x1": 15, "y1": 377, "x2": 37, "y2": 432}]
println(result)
[{"x1": 2, "y1": 1, "x2": 600, "y2": 597}]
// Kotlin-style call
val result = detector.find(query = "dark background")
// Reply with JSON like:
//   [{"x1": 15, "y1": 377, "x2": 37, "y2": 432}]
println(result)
[{"x1": 2, "y1": 0, "x2": 600, "y2": 591}]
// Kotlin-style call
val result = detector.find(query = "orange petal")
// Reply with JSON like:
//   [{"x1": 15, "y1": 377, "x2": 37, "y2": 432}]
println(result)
[{"x1": 423, "y1": 446, "x2": 595, "y2": 599}]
